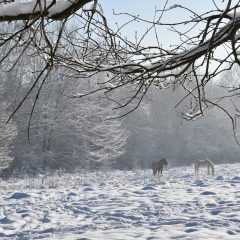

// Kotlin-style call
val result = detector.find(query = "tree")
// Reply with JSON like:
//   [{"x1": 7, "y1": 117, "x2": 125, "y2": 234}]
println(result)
[
  {"x1": 0, "y1": 73, "x2": 17, "y2": 171},
  {"x1": 0, "y1": 19, "x2": 129, "y2": 175},
  {"x1": 1, "y1": 1, "x2": 240, "y2": 138},
  {"x1": 1, "y1": 58, "x2": 128, "y2": 174}
]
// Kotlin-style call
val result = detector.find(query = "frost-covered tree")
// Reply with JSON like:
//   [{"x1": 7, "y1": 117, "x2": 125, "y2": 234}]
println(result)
[
  {"x1": 0, "y1": 73, "x2": 17, "y2": 171},
  {"x1": 4, "y1": 62, "x2": 128, "y2": 173},
  {"x1": 28, "y1": 71, "x2": 128, "y2": 170},
  {"x1": 0, "y1": 20, "x2": 128, "y2": 174}
]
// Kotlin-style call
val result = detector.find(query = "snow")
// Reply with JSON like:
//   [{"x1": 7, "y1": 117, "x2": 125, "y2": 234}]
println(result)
[{"x1": 0, "y1": 163, "x2": 240, "y2": 239}]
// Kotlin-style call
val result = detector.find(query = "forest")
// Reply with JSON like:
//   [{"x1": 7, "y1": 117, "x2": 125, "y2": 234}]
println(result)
[
  {"x1": 0, "y1": 28, "x2": 240, "y2": 176},
  {"x1": 1, "y1": 0, "x2": 240, "y2": 176}
]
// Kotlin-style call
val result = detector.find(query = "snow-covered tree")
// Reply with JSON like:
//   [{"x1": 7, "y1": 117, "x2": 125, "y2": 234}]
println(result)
[
  {"x1": 0, "y1": 20, "x2": 128, "y2": 174},
  {"x1": 3, "y1": 61, "x2": 128, "y2": 173},
  {"x1": 28, "y1": 71, "x2": 128, "y2": 170},
  {"x1": 0, "y1": 73, "x2": 17, "y2": 171}
]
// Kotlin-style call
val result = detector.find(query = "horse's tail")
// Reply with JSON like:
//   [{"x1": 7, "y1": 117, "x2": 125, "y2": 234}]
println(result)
[{"x1": 207, "y1": 159, "x2": 215, "y2": 175}]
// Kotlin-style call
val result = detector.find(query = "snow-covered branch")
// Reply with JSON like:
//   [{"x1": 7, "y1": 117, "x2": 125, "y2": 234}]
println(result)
[{"x1": 0, "y1": 0, "x2": 93, "y2": 21}]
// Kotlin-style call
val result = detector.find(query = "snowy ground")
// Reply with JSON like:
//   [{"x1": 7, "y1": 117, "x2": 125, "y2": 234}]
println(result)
[{"x1": 0, "y1": 164, "x2": 240, "y2": 240}]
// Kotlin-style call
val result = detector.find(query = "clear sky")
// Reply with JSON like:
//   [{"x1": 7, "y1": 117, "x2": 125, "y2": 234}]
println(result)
[{"x1": 98, "y1": 0, "x2": 235, "y2": 47}]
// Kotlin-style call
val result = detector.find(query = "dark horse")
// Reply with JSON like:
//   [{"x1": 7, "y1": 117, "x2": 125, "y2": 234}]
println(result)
[{"x1": 152, "y1": 158, "x2": 168, "y2": 177}]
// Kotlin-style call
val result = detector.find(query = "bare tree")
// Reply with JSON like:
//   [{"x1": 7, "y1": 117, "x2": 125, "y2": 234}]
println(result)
[{"x1": 1, "y1": 0, "x2": 240, "y2": 138}]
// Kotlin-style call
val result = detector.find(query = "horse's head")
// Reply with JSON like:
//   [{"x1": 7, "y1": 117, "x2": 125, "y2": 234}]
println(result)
[{"x1": 160, "y1": 158, "x2": 168, "y2": 165}]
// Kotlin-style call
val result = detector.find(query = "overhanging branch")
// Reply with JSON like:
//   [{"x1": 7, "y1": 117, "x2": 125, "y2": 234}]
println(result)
[{"x1": 0, "y1": 0, "x2": 93, "y2": 21}]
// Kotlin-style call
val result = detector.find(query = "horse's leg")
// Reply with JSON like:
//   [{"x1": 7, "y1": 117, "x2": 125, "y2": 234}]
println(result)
[
  {"x1": 196, "y1": 165, "x2": 199, "y2": 175},
  {"x1": 211, "y1": 166, "x2": 214, "y2": 175},
  {"x1": 207, "y1": 166, "x2": 210, "y2": 175},
  {"x1": 194, "y1": 163, "x2": 197, "y2": 175}
]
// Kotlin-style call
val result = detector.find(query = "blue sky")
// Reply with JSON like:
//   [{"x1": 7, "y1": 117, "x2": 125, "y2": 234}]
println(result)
[{"x1": 98, "y1": 1, "x2": 234, "y2": 47}]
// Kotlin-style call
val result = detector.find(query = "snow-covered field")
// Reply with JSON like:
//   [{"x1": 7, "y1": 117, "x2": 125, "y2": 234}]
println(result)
[{"x1": 0, "y1": 164, "x2": 240, "y2": 240}]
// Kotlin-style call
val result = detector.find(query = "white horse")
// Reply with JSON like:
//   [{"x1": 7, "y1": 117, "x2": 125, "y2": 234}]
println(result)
[{"x1": 193, "y1": 159, "x2": 215, "y2": 176}]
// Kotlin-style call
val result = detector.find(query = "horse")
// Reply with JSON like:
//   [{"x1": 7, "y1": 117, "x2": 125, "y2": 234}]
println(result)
[
  {"x1": 193, "y1": 159, "x2": 215, "y2": 176},
  {"x1": 152, "y1": 158, "x2": 168, "y2": 177}
]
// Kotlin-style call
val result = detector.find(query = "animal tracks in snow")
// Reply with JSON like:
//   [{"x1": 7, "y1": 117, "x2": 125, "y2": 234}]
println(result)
[{"x1": 0, "y1": 164, "x2": 239, "y2": 239}]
